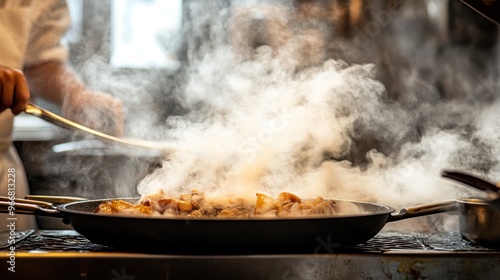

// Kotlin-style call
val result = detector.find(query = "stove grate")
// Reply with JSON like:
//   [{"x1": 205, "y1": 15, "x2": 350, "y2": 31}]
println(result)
[
  {"x1": 1, "y1": 230, "x2": 498, "y2": 253},
  {"x1": 0, "y1": 230, "x2": 114, "y2": 252}
]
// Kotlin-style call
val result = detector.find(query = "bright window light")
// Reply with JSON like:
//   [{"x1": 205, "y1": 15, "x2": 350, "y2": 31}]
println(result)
[{"x1": 110, "y1": 0, "x2": 182, "y2": 69}]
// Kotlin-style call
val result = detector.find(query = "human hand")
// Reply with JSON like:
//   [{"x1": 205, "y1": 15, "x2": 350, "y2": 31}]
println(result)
[
  {"x1": 0, "y1": 65, "x2": 30, "y2": 115},
  {"x1": 62, "y1": 90, "x2": 125, "y2": 136}
]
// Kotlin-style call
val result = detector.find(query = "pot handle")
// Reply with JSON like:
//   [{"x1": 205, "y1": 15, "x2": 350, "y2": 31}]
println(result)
[
  {"x1": 387, "y1": 200, "x2": 457, "y2": 222},
  {"x1": 0, "y1": 197, "x2": 63, "y2": 218}
]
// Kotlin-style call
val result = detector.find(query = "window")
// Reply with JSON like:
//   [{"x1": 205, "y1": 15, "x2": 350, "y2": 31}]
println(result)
[
  {"x1": 65, "y1": 0, "x2": 182, "y2": 69},
  {"x1": 110, "y1": 0, "x2": 182, "y2": 69}
]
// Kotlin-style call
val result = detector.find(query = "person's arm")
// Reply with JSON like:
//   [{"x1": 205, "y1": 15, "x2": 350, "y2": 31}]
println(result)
[
  {"x1": 0, "y1": 66, "x2": 30, "y2": 115},
  {"x1": 24, "y1": 61, "x2": 124, "y2": 136},
  {"x1": 20, "y1": 1, "x2": 123, "y2": 136},
  {"x1": 23, "y1": 61, "x2": 82, "y2": 106}
]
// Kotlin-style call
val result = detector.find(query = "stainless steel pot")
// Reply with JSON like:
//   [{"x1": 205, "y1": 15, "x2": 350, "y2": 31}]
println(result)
[
  {"x1": 457, "y1": 198, "x2": 500, "y2": 245},
  {"x1": 442, "y1": 170, "x2": 500, "y2": 246}
]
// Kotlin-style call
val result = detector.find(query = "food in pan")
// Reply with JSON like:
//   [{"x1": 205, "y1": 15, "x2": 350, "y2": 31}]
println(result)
[{"x1": 95, "y1": 190, "x2": 339, "y2": 218}]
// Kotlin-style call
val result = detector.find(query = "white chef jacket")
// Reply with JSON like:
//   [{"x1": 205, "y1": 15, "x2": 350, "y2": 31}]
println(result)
[{"x1": 0, "y1": 0, "x2": 70, "y2": 230}]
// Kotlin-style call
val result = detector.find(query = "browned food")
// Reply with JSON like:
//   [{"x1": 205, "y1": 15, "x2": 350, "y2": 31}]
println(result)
[
  {"x1": 94, "y1": 190, "x2": 339, "y2": 218},
  {"x1": 95, "y1": 199, "x2": 153, "y2": 215}
]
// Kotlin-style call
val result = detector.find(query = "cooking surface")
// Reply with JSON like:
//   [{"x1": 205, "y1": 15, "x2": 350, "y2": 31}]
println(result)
[
  {"x1": 1, "y1": 230, "x2": 498, "y2": 252},
  {"x1": 1, "y1": 230, "x2": 500, "y2": 280}
]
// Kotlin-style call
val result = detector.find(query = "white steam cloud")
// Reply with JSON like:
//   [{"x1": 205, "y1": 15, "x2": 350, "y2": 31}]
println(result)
[{"x1": 136, "y1": 1, "x2": 499, "y2": 212}]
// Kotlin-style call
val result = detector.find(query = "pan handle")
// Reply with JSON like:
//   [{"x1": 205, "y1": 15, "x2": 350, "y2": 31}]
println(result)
[
  {"x1": 441, "y1": 170, "x2": 499, "y2": 193},
  {"x1": 24, "y1": 195, "x2": 87, "y2": 205},
  {"x1": 0, "y1": 196, "x2": 56, "y2": 208},
  {"x1": 0, "y1": 200, "x2": 63, "y2": 218},
  {"x1": 387, "y1": 200, "x2": 457, "y2": 222}
]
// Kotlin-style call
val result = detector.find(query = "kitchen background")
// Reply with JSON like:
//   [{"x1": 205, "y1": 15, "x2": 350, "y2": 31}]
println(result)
[
  {"x1": 11, "y1": 0, "x2": 499, "y2": 230},
  {"x1": 3, "y1": 2, "x2": 500, "y2": 280}
]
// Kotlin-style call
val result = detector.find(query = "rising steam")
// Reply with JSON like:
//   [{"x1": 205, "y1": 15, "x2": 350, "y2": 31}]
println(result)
[{"x1": 136, "y1": 1, "x2": 498, "y2": 211}]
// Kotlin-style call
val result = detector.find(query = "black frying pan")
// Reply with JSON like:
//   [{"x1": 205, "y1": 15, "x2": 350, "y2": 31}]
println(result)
[{"x1": 0, "y1": 197, "x2": 455, "y2": 254}]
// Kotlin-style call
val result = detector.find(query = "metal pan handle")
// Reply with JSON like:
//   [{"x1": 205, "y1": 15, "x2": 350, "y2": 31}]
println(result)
[
  {"x1": 441, "y1": 170, "x2": 499, "y2": 193},
  {"x1": 0, "y1": 196, "x2": 56, "y2": 208},
  {"x1": 0, "y1": 199, "x2": 63, "y2": 218},
  {"x1": 24, "y1": 195, "x2": 86, "y2": 205},
  {"x1": 387, "y1": 200, "x2": 457, "y2": 222}
]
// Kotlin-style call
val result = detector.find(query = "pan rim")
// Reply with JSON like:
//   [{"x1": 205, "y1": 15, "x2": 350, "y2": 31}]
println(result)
[{"x1": 59, "y1": 197, "x2": 396, "y2": 221}]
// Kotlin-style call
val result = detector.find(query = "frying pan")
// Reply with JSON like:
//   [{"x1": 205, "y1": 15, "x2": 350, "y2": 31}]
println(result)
[{"x1": 0, "y1": 197, "x2": 454, "y2": 253}]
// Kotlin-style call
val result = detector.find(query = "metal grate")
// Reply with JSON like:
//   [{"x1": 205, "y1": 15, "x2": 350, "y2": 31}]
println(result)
[
  {"x1": 0, "y1": 230, "x2": 498, "y2": 253},
  {"x1": 0, "y1": 230, "x2": 114, "y2": 252},
  {"x1": 347, "y1": 231, "x2": 497, "y2": 252},
  {"x1": 348, "y1": 233, "x2": 427, "y2": 252}
]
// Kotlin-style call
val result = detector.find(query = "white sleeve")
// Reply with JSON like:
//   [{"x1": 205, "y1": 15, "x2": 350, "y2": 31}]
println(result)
[{"x1": 23, "y1": 0, "x2": 71, "y2": 67}]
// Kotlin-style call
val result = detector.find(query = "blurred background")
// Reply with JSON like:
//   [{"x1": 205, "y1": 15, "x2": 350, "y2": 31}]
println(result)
[{"x1": 12, "y1": 0, "x2": 499, "y2": 209}]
